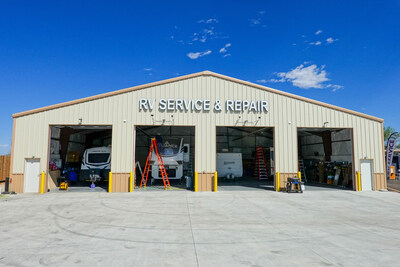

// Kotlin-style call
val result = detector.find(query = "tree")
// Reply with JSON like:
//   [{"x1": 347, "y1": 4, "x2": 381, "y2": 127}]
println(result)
[
  {"x1": 384, "y1": 126, "x2": 396, "y2": 141},
  {"x1": 384, "y1": 126, "x2": 399, "y2": 149}
]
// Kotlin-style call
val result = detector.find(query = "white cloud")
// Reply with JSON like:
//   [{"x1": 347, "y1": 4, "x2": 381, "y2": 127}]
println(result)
[
  {"x1": 326, "y1": 37, "x2": 338, "y2": 44},
  {"x1": 315, "y1": 30, "x2": 323, "y2": 35},
  {"x1": 187, "y1": 50, "x2": 212, "y2": 59},
  {"x1": 256, "y1": 79, "x2": 267, "y2": 83},
  {"x1": 326, "y1": 84, "x2": 343, "y2": 92},
  {"x1": 198, "y1": 18, "x2": 218, "y2": 24},
  {"x1": 249, "y1": 18, "x2": 261, "y2": 25},
  {"x1": 249, "y1": 9, "x2": 266, "y2": 25},
  {"x1": 219, "y1": 43, "x2": 231, "y2": 53},
  {"x1": 0, "y1": 144, "x2": 9, "y2": 148},
  {"x1": 309, "y1": 41, "x2": 322, "y2": 46},
  {"x1": 270, "y1": 64, "x2": 330, "y2": 89},
  {"x1": 270, "y1": 64, "x2": 343, "y2": 91},
  {"x1": 192, "y1": 27, "x2": 217, "y2": 43},
  {"x1": 223, "y1": 53, "x2": 231, "y2": 58},
  {"x1": 143, "y1": 68, "x2": 152, "y2": 71}
]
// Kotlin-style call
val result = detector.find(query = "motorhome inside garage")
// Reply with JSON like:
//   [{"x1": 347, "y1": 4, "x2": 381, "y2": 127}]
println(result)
[{"x1": 48, "y1": 125, "x2": 112, "y2": 192}]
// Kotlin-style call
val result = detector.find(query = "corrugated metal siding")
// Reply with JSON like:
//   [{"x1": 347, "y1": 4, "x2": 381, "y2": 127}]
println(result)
[{"x1": 12, "y1": 76, "x2": 384, "y2": 188}]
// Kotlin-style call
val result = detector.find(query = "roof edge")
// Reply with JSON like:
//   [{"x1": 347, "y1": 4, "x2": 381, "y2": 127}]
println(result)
[
  {"x1": 206, "y1": 71, "x2": 384, "y2": 123},
  {"x1": 12, "y1": 71, "x2": 209, "y2": 118},
  {"x1": 12, "y1": 70, "x2": 384, "y2": 123}
]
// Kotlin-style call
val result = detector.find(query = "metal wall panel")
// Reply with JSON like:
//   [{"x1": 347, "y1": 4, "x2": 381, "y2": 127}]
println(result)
[{"x1": 12, "y1": 75, "x2": 385, "y2": 185}]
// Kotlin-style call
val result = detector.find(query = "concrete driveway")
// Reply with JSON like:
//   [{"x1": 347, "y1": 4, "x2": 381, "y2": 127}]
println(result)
[{"x1": 0, "y1": 188, "x2": 399, "y2": 266}]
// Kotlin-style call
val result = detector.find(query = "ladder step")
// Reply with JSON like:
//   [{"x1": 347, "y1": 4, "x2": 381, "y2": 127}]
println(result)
[{"x1": 254, "y1": 145, "x2": 269, "y2": 181}]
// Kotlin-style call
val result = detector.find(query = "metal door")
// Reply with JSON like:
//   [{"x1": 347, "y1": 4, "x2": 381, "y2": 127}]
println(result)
[
  {"x1": 24, "y1": 159, "x2": 40, "y2": 193},
  {"x1": 360, "y1": 159, "x2": 373, "y2": 191}
]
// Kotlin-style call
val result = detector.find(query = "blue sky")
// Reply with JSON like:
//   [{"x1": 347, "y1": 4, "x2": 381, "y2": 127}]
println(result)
[{"x1": 1, "y1": 0, "x2": 399, "y2": 154}]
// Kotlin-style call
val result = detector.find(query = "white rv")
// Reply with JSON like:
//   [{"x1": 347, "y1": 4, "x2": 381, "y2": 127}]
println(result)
[
  {"x1": 151, "y1": 138, "x2": 189, "y2": 182},
  {"x1": 80, "y1": 147, "x2": 111, "y2": 182},
  {"x1": 216, "y1": 153, "x2": 243, "y2": 179}
]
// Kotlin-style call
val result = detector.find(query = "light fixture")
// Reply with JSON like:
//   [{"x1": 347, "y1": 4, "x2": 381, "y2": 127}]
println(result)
[
  {"x1": 323, "y1": 121, "x2": 329, "y2": 127},
  {"x1": 78, "y1": 118, "x2": 82, "y2": 125},
  {"x1": 236, "y1": 115, "x2": 259, "y2": 126}
]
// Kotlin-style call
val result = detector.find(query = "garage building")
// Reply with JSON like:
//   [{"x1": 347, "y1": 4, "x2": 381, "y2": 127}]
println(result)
[{"x1": 9, "y1": 71, "x2": 386, "y2": 193}]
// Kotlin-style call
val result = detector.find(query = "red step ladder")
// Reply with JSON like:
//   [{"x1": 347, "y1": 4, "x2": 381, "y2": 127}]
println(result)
[
  {"x1": 254, "y1": 146, "x2": 268, "y2": 181},
  {"x1": 139, "y1": 138, "x2": 171, "y2": 190}
]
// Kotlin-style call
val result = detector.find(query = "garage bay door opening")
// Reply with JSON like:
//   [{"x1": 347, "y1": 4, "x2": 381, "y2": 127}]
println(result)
[
  {"x1": 48, "y1": 125, "x2": 112, "y2": 192},
  {"x1": 216, "y1": 127, "x2": 274, "y2": 191},
  {"x1": 135, "y1": 126, "x2": 195, "y2": 191},
  {"x1": 297, "y1": 128, "x2": 354, "y2": 190}
]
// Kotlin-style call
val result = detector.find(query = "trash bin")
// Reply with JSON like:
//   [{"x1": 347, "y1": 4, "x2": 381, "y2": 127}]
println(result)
[{"x1": 69, "y1": 171, "x2": 77, "y2": 182}]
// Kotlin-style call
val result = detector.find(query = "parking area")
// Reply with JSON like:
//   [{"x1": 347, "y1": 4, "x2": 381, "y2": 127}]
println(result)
[{"x1": 1, "y1": 189, "x2": 399, "y2": 266}]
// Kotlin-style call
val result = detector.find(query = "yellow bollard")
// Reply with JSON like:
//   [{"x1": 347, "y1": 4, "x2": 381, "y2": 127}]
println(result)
[
  {"x1": 214, "y1": 171, "x2": 218, "y2": 192},
  {"x1": 129, "y1": 171, "x2": 133, "y2": 192},
  {"x1": 355, "y1": 172, "x2": 358, "y2": 191},
  {"x1": 276, "y1": 172, "x2": 280, "y2": 192},
  {"x1": 108, "y1": 172, "x2": 112, "y2": 193},
  {"x1": 356, "y1": 172, "x2": 359, "y2": 191},
  {"x1": 357, "y1": 171, "x2": 361, "y2": 191},
  {"x1": 298, "y1": 171, "x2": 301, "y2": 182},
  {"x1": 40, "y1": 172, "x2": 45, "y2": 194},
  {"x1": 194, "y1": 172, "x2": 198, "y2": 192}
]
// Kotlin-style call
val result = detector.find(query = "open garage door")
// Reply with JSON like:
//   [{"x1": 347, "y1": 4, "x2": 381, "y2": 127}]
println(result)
[
  {"x1": 216, "y1": 127, "x2": 274, "y2": 191},
  {"x1": 48, "y1": 125, "x2": 112, "y2": 192},
  {"x1": 297, "y1": 128, "x2": 354, "y2": 190},
  {"x1": 134, "y1": 126, "x2": 195, "y2": 191}
]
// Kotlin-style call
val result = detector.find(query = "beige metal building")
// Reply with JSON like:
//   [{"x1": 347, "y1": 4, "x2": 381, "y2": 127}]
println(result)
[{"x1": 10, "y1": 71, "x2": 386, "y2": 193}]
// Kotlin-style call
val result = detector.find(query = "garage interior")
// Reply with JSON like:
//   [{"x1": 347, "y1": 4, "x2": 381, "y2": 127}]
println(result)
[
  {"x1": 48, "y1": 125, "x2": 112, "y2": 192},
  {"x1": 135, "y1": 126, "x2": 195, "y2": 190},
  {"x1": 297, "y1": 128, "x2": 354, "y2": 189},
  {"x1": 216, "y1": 127, "x2": 274, "y2": 190}
]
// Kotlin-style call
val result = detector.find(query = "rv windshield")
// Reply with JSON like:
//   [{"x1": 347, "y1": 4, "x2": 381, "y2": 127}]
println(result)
[
  {"x1": 160, "y1": 138, "x2": 180, "y2": 155},
  {"x1": 88, "y1": 153, "x2": 110, "y2": 163}
]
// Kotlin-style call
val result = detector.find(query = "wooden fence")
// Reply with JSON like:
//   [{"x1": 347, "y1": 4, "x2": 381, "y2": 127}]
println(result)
[{"x1": 0, "y1": 155, "x2": 11, "y2": 180}]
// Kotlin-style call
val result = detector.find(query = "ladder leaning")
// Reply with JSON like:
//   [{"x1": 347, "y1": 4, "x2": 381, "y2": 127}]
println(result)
[
  {"x1": 298, "y1": 159, "x2": 307, "y2": 183},
  {"x1": 139, "y1": 138, "x2": 171, "y2": 190},
  {"x1": 254, "y1": 146, "x2": 269, "y2": 181}
]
